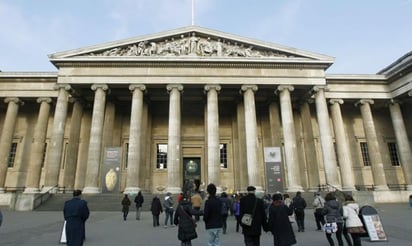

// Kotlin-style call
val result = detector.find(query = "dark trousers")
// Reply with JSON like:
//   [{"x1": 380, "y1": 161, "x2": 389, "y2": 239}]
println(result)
[
  {"x1": 343, "y1": 225, "x2": 353, "y2": 246},
  {"x1": 152, "y1": 214, "x2": 160, "y2": 227},
  {"x1": 314, "y1": 211, "x2": 325, "y2": 230},
  {"x1": 350, "y1": 233, "x2": 362, "y2": 246},
  {"x1": 222, "y1": 214, "x2": 228, "y2": 234},
  {"x1": 181, "y1": 240, "x2": 192, "y2": 246},
  {"x1": 235, "y1": 215, "x2": 241, "y2": 232},
  {"x1": 193, "y1": 207, "x2": 201, "y2": 221},
  {"x1": 244, "y1": 234, "x2": 260, "y2": 246},
  {"x1": 295, "y1": 209, "x2": 305, "y2": 231},
  {"x1": 326, "y1": 222, "x2": 344, "y2": 246}
]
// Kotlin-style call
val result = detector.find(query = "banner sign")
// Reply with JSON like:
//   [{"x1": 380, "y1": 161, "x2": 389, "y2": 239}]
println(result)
[
  {"x1": 101, "y1": 147, "x2": 122, "y2": 193},
  {"x1": 363, "y1": 214, "x2": 387, "y2": 241},
  {"x1": 264, "y1": 147, "x2": 283, "y2": 194}
]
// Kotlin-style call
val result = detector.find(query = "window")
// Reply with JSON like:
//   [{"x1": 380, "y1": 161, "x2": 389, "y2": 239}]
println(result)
[
  {"x1": 387, "y1": 142, "x2": 400, "y2": 166},
  {"x1": 8, "y1": 142, "x2": 18, "y2": 168},
  {"x1": 156, "y1": 144, "x2": 167, "y2": 169},
  {"x1": 124, "y1": 143, "x2": 129, "y2": 169},
  {"x1": 220, "y1": 143, "x2": 228, "y2": 168},
  {"x1": 360, "y1": 142, "x2": 371, "y2": 166}
]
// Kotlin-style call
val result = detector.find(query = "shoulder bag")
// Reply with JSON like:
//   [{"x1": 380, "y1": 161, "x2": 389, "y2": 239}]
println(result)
[{"x1": 241, "y1": 198, "x2": 257, "y2": 226}]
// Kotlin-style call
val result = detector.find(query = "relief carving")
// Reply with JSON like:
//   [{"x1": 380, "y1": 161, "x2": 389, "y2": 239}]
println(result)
[{"x1": 85, "y1": 32, "x2": 294, "y2": 58}]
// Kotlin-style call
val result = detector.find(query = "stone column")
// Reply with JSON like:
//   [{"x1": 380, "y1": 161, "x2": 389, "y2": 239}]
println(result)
[
  {"x1": 24, "y1": 98, "x2": 52, "y2": 193},
  {"x1": 83, "y1": 84, "x2": 109, "y2": 194},
  {"x1": 241, "y1": 85, "x2": 262, "y2": 191},
  {"x1": 277, "y1": 85, "x2": 302, "y2": 192},
  {"x1": 166, "y1": 84, "x2": 183, "y2": 194},
  {"x1": 300, "y1": 101, "x2": 320, "y2": 191},
  {"x1": 125, "y1": 84, "x2": 146, "y2": 193},
  {"x1": 388, "y1": 101, "x2": 412, "y2": 190},
  {"x1": 204, "y1": 84, "x2": 221, "y2": 190},
  {"x1": 356, "y1": 99, "x2": 388, "y2": 190},
  {"x1": 0, "y1": 97, "x2": 23, "y2": 192},
  {"x1": 329, "y1": 99, "x2": 356, "y2": 191},
  {"x1": 74, "y1": 112, "x2": 91, "y2": 190},
  {"x1": 62, "y1": 99, "x2": 83, "y2": 190},
  {"x1": 43, "y1": 85, "x2": 71, "y2": 192},
  {"x1": 313, "y1": 86, "x2": 341, "y2": 189}
]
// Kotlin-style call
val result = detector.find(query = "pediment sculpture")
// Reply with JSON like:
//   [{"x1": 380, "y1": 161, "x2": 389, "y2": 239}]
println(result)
[{"x1": 84, "y1": 32, "x2": 297, "y2": 58}]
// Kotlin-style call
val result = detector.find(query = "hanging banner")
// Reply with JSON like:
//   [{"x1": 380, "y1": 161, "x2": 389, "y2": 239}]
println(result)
[
  {"x1": 264, "y1": 147, "x2": 283, "y2": 194},
  {"x1": 102, "y1": 147, "x2": 122, "y2": 193}
]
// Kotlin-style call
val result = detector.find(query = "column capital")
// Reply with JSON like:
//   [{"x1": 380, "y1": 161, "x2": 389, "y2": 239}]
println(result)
[
  {"x1": 387, "y1": 99, "x2": 402, "y2": 106},
  {"x1": 91, "y1": 84, "x2": 109, "y2": 91},
  {"x1": 204, "y1": 84, "x2": 221, "y2": 92},
  {"x1": 240, "y1": 85, "x2": 258, "y2": 93},
  {"x1": 277, "y1": 85, "x2": 294, "y2": 93},
  {"x1": 355, "y1": 99, "x2": 374, "y2": 107},
  {"x1": 36, "y1": 97, "x2": 52, "y2": 104},
  {"x1": 166, "y1": 84, "x2": 184, "y2": 92},
  {"x1": 4, "y1": 97, "x2": 24, "y2": 105},
  {"x1": 329, "y1": 99, "x2": 344, "y2": 105},
  {"x1": 53, "y1": 84, "x2": 72, "y2": 91},
  {"x1": 312, "y1": 85, "x2": 329, "y2": 92},
  {"x1": 129, "y1": 84, "x2": 146, "y2": 92}
]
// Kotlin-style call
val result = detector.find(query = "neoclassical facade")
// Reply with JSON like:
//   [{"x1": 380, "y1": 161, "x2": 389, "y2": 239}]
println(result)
[{"x1": 0, "y1": 26, "x2": 411, "y2": 207}]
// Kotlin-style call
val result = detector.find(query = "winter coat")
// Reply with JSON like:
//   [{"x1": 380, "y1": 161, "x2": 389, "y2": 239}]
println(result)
[
  {"x1": 219, "y1": 196, "x2": 231, "y2": 216},
  {"x1": 174, "y1": 199, "x2": 198, "y2": 242},
  {"x1": 267, "y1": 200, "x2": 297, "y2": 246},
  {"x1": 323, "y1": 200, "x2": 344, "y2": 223},
  {"x1": 150, "y1": 197, "x2": 163, "y2": 215},
  {"x1": 240, "y1": 193, "x2": 268, "y2": 236},
  {"x1": 121, "y1": 196, "x2": 131, "y2": 212},
  {"x1": 203, "y1": 195, "x2": 223, "y2": 229},
  {"x1": 343, "y1": 201, "x2": 363, "y2": 228},
  {"x1": 63, "y1": 197, "x2": 89, "y2": 246},
  {"x1": 134, "y1": 192, "x2": 144, "y2": 208}
]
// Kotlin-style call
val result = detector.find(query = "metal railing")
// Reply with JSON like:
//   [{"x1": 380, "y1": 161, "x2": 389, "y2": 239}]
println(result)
[{"x1": 33, "y1": 185, "x2": 59, "y2": 209}]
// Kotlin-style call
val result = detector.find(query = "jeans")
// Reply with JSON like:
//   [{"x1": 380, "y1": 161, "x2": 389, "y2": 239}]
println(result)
[
  {"x1": 206, "y1": 228, "x2": 222, "y2": 246},
  {"x1": 136, "y1": 207, "x2": 141, "y2": 220},
  {"x1": 164, "y1": 209, "x2": 174, "y2": 226},
  {"x1": 152, "y1": 214, "x2": 160, "y2": 227}
]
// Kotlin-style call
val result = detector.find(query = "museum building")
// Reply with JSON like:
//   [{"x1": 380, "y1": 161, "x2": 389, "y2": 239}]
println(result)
[{"x1": 0, "y1": 26, "x2": 411, "y2": 208}]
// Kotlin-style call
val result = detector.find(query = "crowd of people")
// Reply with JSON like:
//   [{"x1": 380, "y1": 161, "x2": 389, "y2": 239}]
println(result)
[{"x1": 62, "y1": 186, "x2": 366, "y2": 246}]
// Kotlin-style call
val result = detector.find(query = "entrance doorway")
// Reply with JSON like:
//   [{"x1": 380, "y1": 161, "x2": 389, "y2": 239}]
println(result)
[{"x1": 183, "y1": 157, "x2": 201, "y2": 194}]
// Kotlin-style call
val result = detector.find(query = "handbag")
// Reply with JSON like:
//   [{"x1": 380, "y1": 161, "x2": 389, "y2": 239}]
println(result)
[
  {"x1": 348, "y1": 226, "x2": 366, "y2": 234},
  {"x1": 241, "y1": 198, "x2": 257, "y2": 226},
  {"x1": 323, "y1": 222, "x2": 338, "y2": 234}
]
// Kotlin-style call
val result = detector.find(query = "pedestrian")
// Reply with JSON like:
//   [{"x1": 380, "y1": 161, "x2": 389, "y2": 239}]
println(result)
[
  {"x1": 178, "y1": 192, "x2": 184, "y2": 204},
  {"x1": 291, "y1": 191, "x2": 307, "y2": 232},
  {"x1": 283, "y1": 194, "x2": 295, "y2": 224},
  {"x1": 164, "y1": 192, "x2": 175, "y2": 228},
  {"x1": 343, "y1": 194, "x2": 365, "y2": 246},
  {"x1": 263, "y1": 193, "x2": 272, "y2": 217},
  {"x1": 191, "y1": 190, "x2": 203, "y2": 221},
  {"x1": 121, "y1": 194, "x2": 131, "y2": 221},
  {"x1": 134, "y1": 191, "x2": 144, "y2": 220},
  {"x1": 203, "y1": 183, "x2": 223, "y2": 246},
  {"x1": 240, "y1": 186, "x2": 268, "y2": 246},
  {"x1": 323, "y1": 192, "x2": 344, "y2": 246},
  {"x1": 266, "y1": 193, "x2": 297, "y2": 246},
  {"x1": 174, "y1": 195, "x2": 198, "y2": 246},
  {"x1": 233, "y1": 195, "x2": 241, "y2": 232},
  {"x1": 150, "y1": 195, "x2": 163, "y2": 227},
  {"x1": 63, "y1": 189, "x2": 89, "y2": 246},
  {"x1": 0, "y1": 208, "x2": 3, "y2": 227},
  {"x1": 313, "y1": 192, "x2": 326, "y2": 230},
  {"x1": 219, "y1": 192, "x2": 231, "y2": 234}
]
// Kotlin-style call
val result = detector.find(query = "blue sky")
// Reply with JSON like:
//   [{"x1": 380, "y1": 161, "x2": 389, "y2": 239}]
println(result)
[{"x1": 0, "y1": 0, "x2": 411, "y2": 74}]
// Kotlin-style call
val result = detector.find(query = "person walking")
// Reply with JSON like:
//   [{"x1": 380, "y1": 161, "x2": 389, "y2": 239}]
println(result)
[
  {"x1": 191, "y1": 191, "x2": 203, "y2": 221},
  {"x1": 233, "y1": 195, "x2": 241, "y2": 232},
  {"x1": 292, "y1": 191, "x2": 307, "y2": 232},
  {"x1": 323, "y1": 192, "x2": 344, "y2": 246},
  {"x1": 283, "y1": 194, "x2": 295, "y2": 224},
  {"x1": 266, "y1": 193, "x2": 297, "y2": 246},
  {"x1": 174, "y1": 195, "x2": 198, "y2": 246},
  {"x1": 313, "y1": 192, "x2": 326, "y2": 230},
  {"x1": 219, "y1": 192, "x2": 231, "y2": 234},
  {"x1": 150, "y1": 195, "x2": 163, "y2": 227},
  {"x1": 121, "y1": 194, "x2": 131, "y2": 221},
  {"x1": 203, "y1": 183, "x2": 223, "y2": 246},
  {"x1": 134, "y1": 191, "x2": 144, "y2": 220},
  {"x1": 63, "y1": 190, "x2": 89, "y2": 246},
  {"x1": 343, "y1": 194, "x2": 365, "y2": 246},
  {"x1": 164, "y1": 192, "x2": 175, "y2": 228},
  {"x1": 240, "y1": 186, "x2": 268, "y2": 246},
  {"x1": 0, "y1": 208, "x2": 3, "y2": 227}
]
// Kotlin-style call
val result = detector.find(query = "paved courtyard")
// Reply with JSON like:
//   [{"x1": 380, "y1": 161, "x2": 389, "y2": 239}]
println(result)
[{"x1": 0, "y1": 203, "x2": 411, "y2": 245}]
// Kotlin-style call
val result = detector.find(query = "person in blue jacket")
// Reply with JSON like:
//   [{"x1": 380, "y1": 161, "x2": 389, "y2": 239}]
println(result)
[{"x1": 63, "y1": 190, "x2": 90, "y2": 246}]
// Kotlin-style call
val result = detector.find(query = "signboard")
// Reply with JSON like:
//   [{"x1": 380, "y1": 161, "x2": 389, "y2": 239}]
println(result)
[
  {"x1": 264, "y1": 147, "x2": 283, "y2": 194},
  {"x1": 101, "y1": 147, "x2": 122, "y2": 193},
  {"x1": 360, "y1": 205, "x2": 387, "y2": 242}
]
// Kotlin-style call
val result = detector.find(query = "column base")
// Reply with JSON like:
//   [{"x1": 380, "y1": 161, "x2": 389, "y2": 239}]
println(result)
[
  {"x1": 286, "y1": 185, "x2": 303, "y2": 193},
  {"x1": 406, "y1": 185, "x2": 412, "y2": 191},
  {"x1": 166, "y1": 186, "x2": 182, "y2": 194},
  {"x1": 341, "y1": 186, "x2": 357, "y2": 192},
  {"x1": 374, "y1": 185, "x2": 389, "y2": 191},
  {"x1": 0, "y1": 188, "x2": 5, "y2": 194},
  {"x1": 24, "y1": 187, "x2": 40, "y2": 193},
  {"x1": 82, "y1": 187, "x2": 100, "y2": 194},
  {"x1": 124, "y1": 187, "x2": 141, "y2": 194},
  {"x1": 41, "y1": 186, "x2": 58, "y2": 193}
]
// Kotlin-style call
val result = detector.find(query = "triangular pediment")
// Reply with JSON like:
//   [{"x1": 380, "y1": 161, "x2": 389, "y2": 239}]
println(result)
[{"x1": 49, "y1": 26, "x2": 334, "y2": 64}]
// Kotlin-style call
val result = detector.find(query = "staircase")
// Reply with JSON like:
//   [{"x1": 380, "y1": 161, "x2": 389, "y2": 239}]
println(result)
[{"x1": 35, "y1": 192, "x2": 165, "y2": 211}]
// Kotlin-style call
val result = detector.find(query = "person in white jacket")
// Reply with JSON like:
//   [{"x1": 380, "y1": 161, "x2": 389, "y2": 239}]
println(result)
[{"x1": 343, "y1": 195, "x2": 365, "y2": 246}]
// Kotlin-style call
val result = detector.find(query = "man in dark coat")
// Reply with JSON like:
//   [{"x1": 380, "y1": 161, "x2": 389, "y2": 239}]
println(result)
[
  {"x1": 240, "y1": 186, "x2": 268, "y2": 246},
  {"x1": 291, "y1": 191, "x2": 307, "y2": 232},
  {"x1": 267, "y1": 193, "x2": 297, "y2": 246},
  {"x1": 63, "y1": 189, "x2": 89, "y2": 246},
  {"x1": 203, "y1": 183, "x2": 223, "y2": 245},
  {"x1": 174, "y1": 196, "x2": 198, "y2": 245}
]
